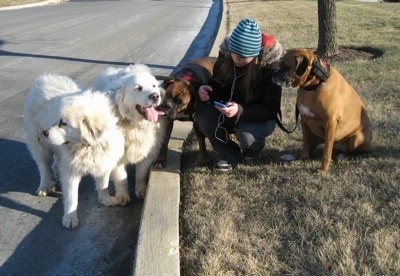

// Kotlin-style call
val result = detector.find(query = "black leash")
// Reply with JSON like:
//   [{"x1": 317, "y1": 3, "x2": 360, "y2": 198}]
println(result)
[
  {"x1": 275, "y1": 107, "x2": 299, "y2": 134},
  {"x1": 274, "y1": 56, "x2": 330, "y2": 134}
]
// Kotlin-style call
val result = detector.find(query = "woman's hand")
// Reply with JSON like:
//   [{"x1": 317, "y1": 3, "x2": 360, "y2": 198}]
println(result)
[
  {"x1": 215, "y1": 102, "x2": 238, "y2": 118},
  {"x1": 198, "y1": 85, "x2": 212, "y2": 102}
]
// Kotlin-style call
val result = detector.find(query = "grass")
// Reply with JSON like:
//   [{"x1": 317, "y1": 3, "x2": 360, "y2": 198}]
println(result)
[
  {"x1": 180, "y1": 1, "x2": 400, "y2": 275},
  {"x1": 0, "y1": 0, "x2": 44, "y2": 8}
]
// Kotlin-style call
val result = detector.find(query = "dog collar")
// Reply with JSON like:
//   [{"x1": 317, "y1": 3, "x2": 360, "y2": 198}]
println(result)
[
  {"x1": 178, "y1": 72, "x2": 196, "y2": 83},
  {"x1": 312, "y1": 57, "x2": 330, "y2": 81},
  {"x1": 302, "y1": 78, "x2": 321, "y2": 90},
  {"x1": 302, "y1": 56, "x2": 330, "y2": 91},
  {"x1": 176, "y1": 112, "x2": 194, "y2": 121}
]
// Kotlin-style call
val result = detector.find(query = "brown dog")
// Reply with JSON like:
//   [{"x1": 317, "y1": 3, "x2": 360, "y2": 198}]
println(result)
[
  {"x1": 155, "y1": 57, "x2": 216, "y2": 168},
  {"x1": 272, "y1": 49, "x2": 373, "y2": 172}
]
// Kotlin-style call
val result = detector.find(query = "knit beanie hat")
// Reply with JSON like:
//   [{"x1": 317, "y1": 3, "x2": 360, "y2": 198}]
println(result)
[{"x1": 229, "y1": 18, "x2": 262, "y2": 58}]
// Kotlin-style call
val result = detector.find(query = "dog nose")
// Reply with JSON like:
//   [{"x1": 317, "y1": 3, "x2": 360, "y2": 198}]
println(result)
[
  {"x1": 161, "y1": 102, "x2": 171, "y2": 111},
  {"x1": 42, "y1": 130, "x2": 49, "y2": 137},
  {"x1": 150, "y1": 93, "x2": 159, "y2": 103}
]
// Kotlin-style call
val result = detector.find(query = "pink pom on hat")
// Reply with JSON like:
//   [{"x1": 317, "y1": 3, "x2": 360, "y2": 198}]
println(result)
[
  {"x1": 261, "y1": 33, "x2": 277, "y2": 48},
  {"x1": 259, "y1": 32, "x2": 283, "y2": 67}
]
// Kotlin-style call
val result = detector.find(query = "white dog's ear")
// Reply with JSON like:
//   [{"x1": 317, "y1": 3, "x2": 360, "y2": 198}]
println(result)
[
  {"x1": 115, "y1": 89, "x2": 130, "y2": 119},
  {"x1": 81, "y1": 118, "x2": 104, "y2": 146},
  {"x1": 115, "y1": 91, "x2": 124, "y2": 105},
  {"x1": 115, "y1": 86, "x2": 128, "y2": 108}
]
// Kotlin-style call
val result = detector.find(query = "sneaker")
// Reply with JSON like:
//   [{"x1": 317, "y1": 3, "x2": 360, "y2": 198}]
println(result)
[
  {"x1": 242, "y1": 151, "x2": 262, "y2": 163},
  {"x1": 215, "y1": 160, "x2": 233, "y2": 172},
  {"x1": 242, "y1": 156, "x2": 256, "y2": 162}
]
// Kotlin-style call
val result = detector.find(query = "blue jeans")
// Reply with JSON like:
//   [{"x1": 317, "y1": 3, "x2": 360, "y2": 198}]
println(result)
[{"x1": 196, "y1": 104, "x2": 276, "y2": 164}]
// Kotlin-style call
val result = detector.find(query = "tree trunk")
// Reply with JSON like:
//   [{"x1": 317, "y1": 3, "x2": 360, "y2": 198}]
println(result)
[{"x1": 317, "y1": 0, "x2": 338, "y2": 57}]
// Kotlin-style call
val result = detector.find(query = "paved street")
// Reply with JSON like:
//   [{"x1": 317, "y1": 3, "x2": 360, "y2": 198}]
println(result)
[{"x1": 0, "y1": 0, "x2": 221, "y2": 274}]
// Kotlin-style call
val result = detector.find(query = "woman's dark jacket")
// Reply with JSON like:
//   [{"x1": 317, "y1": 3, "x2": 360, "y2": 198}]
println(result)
[{"x1": 207, "y1": 34, "x2": 283, "y2": 126}]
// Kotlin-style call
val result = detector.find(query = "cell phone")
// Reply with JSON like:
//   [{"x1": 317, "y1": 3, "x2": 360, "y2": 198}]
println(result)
[{"x1": 214, "y1": 101, "x2": 227, "y2": 108}]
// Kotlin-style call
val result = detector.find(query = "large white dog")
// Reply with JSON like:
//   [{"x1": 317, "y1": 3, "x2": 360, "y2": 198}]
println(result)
[
  {"x1": 93, "y1": 64, "x2": 166, "y2": 201},
  {"x1": 23, "y1": 74, "x2": 125, "y2": 229}
]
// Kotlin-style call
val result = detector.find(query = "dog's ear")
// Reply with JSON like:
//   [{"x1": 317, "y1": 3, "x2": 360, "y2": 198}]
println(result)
[
  {"x1": 114, "y1": 89, "x2": 133, "y2": 120},
  {"x1": 162, "y1": 79, "x2": 175, "y2": 89},
  {"x1": 81, "y1": 118, "x2": 104, "y2": 146},
  {"x1": 295, "y1": 56, "x2": 309, "y2": 77},
  {"x1": 115, "y1": 89, "x2": 124, "y2": 105},
  {"x1": 155, "y1": 75, "x2": 171, "y2": 82}
]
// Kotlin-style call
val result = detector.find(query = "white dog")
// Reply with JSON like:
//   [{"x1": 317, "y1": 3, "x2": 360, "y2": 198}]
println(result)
[
  {"x1": 23, "y1": 73, "x2": 125, "y2": 229},
  {"x1": 93, "y1": 64, "x2": 166, "y2": 201}
]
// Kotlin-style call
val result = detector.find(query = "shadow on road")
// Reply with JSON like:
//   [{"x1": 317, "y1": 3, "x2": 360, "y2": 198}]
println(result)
[{"x1": 0, "y1": 138, "x2": 143, "y2": 275}]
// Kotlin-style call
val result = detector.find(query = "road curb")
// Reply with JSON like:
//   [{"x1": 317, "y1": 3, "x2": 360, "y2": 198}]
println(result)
[
  {"x1": 132, "y1": 0, "x2": 228, "y2": 275},
  {"x1": 133, "y1": 121, "x2": 192, "y2": 275},
  {"x1": 210, "y1": 0, "x2": 228, "y2": 58}
]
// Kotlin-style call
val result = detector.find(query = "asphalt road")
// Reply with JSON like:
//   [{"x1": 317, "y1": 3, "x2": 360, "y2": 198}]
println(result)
[{"x1": 0, "y1": 0, "x2": 221, "y2": 274}]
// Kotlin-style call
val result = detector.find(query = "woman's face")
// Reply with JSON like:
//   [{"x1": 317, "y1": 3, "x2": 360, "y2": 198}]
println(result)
[{"x1": 231, "y1": 53, "x2": 254, "y2": 67}]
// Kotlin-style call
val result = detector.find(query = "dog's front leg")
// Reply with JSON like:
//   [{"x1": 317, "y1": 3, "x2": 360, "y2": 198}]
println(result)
[
  {"x1": 154, "y1": 119, "x2": 174, "y2": 169},
  {"x1": 32, "y1": 146, "x2": 57, "y2": 196},
  {"x1": 299, "y1": 117, "x2": 312, "y2": 160},
  {"x1": 194, "y1": 121, "x2": 209, "y2": 165},
  {"x1": 135, "y1": 157, "x2": 155, "y2": 199},
  {"x1": 94, "y1": 172, "x2": 119, "y2": 206},
  {"x1": 61, "y1": 173, "x2": 80, "y2": 229},
  {"x1": 110, "y1": 163, "x2": 131, "y2": 206},
  {"x1": 320, "y1": 119, "x2": 337, "y2": 172}
]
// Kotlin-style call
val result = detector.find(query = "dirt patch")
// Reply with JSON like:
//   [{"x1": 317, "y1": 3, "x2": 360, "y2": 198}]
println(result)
[{"x1": 330, "y1": 46, "x2": 384, "y2": 61}]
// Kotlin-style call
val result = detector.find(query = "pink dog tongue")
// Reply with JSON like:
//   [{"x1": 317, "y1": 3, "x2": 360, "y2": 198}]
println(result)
[{"x1": 143, "y1": 106, "x2": 159, "y2": 122}]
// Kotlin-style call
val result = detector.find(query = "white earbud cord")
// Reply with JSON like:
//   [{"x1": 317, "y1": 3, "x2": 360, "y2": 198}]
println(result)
[{"x1": 215, "y1": 65, "x2": 247, "y2": 143}]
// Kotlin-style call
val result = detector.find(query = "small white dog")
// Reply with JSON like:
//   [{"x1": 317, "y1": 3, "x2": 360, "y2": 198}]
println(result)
[
  {"x1": 23, "y1": 73, "x2": 125, "y2": 229},
  {"x1": 93, "y1": 64, "x2": 166, "y2": 201}
]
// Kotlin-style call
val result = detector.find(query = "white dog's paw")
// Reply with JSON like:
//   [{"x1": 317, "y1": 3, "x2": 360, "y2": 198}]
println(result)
[
  {"x1": 62, "y1": 212, "x2": 79, "y2": 229},
  {"x1": 135, "y1": 186, "x2": 146, "y2": 200},
  {"x1": 98, "y1": 194, "x2": 119, "y2": 207},
  {"x1": 279, "y1": 154, "x2": 296, "y2": 162},
  {"x1": 36, "y1": 183, "x2": 56, "y2": 197},
  {"x1": 116, "y1": 193, "x2": 131, "y2": 206}
]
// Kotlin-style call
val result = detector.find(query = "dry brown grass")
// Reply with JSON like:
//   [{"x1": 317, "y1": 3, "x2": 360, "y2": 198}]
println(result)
[
  {"x1": 180, "y1": 1, "x2": 400, "y2": 275},
  {"x1": 0, "y1": 0, "x2": 43, "y2": 8}
]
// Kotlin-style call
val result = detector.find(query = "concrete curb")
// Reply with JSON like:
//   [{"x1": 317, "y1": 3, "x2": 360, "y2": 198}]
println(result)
[
  {"x1": 209, "y1": 0, "x2": 228, "y2": 58},
  {"x1": 133, "y1": 121, "x2": 192, "y2": 275},
  {"x1": 132, "y1": 0, "x2": 228, "y2": 275}
]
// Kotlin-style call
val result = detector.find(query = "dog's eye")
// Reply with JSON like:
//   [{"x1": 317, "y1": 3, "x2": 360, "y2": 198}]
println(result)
[
  {"x1": 175, "y1": 99, "x2": 183, "y2": 106},
  {"x1": 136, "y1": 85, "x2": 143, "y2": 91},
  {"x1": 59, "y1": 119, "x2": 67, "y2": 127}
]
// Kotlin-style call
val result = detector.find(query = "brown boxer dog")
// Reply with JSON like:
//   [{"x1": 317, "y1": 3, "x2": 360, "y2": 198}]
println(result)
[
  {"x1": 272, "y1": 49, "x2": 373, "y2": 172},
  {"x1": 154, "y1": 57, "x2": 216, "y2": 168}
]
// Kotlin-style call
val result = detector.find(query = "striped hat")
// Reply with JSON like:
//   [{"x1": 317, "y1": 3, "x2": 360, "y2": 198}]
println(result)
[{"x1": 229, "y1": 18, "x2": 262, "y2": 58}]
